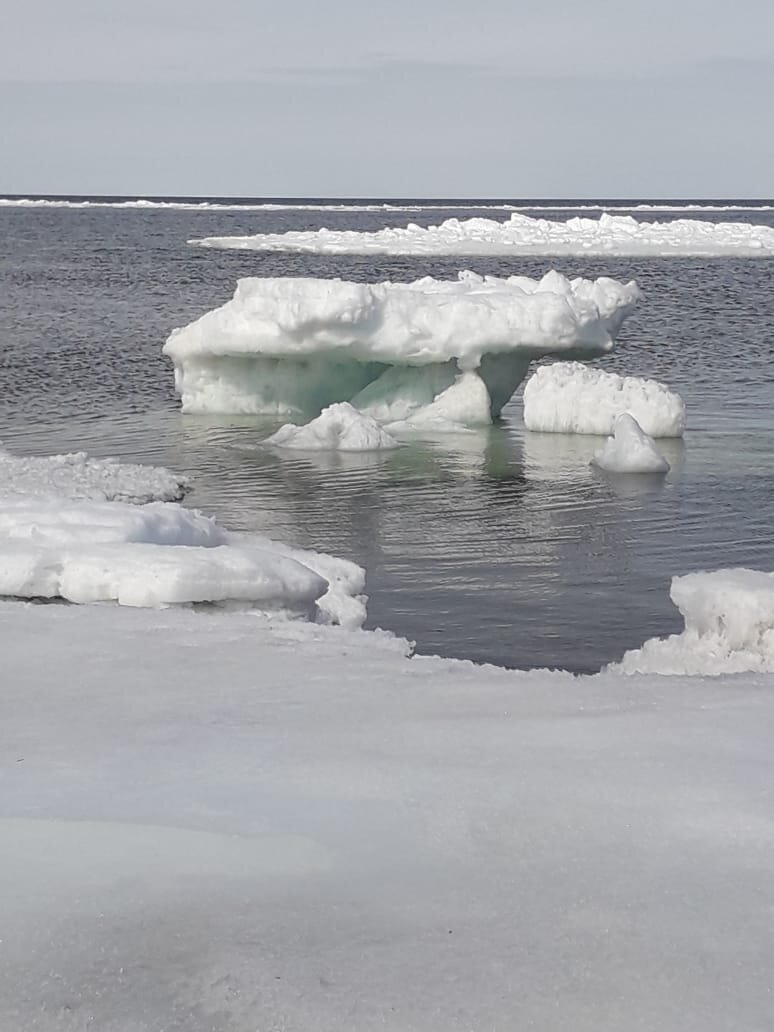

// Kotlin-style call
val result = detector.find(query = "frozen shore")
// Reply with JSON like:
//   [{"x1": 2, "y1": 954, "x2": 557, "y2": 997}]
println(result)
[{"x1": 3, "y1": 599, "x2": 774, "y2": 1031}]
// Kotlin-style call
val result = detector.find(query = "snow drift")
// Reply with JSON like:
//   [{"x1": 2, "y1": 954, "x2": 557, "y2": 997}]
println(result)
[
  {"x1": 191, "y1": 211, "x2": 774, "y2": 257},
  {"x1": 591, "y1": 413, "x2": 670, "y2": 474},
  {"x1": 164, "y1": 271, "x2": 641, "y2": 424},
  {"x1": 0, "y1": 446, "x2": 188, "y2": 503},
  {"x1": 523, "y1": 362, "x2": 686, "y2": 437},
  {"x1": 615, "y1": 569, "x2": 774, "y2": 675}
]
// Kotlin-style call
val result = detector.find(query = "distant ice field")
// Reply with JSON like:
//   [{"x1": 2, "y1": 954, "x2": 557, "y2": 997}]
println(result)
[{"x1": 1, "y1": 198, "x2": 773, "y2": 670}]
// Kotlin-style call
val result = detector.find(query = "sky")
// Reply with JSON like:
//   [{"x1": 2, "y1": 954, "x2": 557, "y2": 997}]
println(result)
[{"x1": 2, "y1": 0, "x2": 773, "y2": 198}]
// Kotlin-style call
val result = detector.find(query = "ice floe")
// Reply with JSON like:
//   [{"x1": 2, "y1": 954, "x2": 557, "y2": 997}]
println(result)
[
  {"x1": 164, "y1": 272, "x2": 640, "y2": 422},
  {"x1": 523, "y1": 362, "x2": 685, "y2": 437},
  {"x1": 591, "y1": 413, "x2": 670, "y2": 474},
  {"x1": 615, "y1": 569, "x2": 774, "y2": 675},
  {"x1": 0, "y1": 446, "x2": 188, "y2": 503},
  {"x1": 0, "y1": 451, "x2": 366, "y2": 625},
  {"x1": 191, "y1": 211, "x2": 774, "y2": 256}
]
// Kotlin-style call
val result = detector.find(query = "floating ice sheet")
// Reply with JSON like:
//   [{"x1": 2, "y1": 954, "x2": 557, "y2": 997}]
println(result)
[
  {"x1": 164, "y1": 271, "x2": 640, "y2": 421},
  {"x1": 0, "y1": 497, "x2": 366, "y2": 626},
  {"x1": 191, "y1": 212, "x2": 774, "y2": 256},
  {"x1": 523, "y1": 362, "x2": 685, "y2": 438}
]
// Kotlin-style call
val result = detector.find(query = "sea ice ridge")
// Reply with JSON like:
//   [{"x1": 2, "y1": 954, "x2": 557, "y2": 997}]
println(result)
[{"x1": 190, "y1": 211, "x2": 774, "y2": 257}]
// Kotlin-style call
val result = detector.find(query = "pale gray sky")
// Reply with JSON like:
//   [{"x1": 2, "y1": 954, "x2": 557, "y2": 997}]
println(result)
[{"x1": 2, "y1": 0, "x2": 772, "y2": 196}]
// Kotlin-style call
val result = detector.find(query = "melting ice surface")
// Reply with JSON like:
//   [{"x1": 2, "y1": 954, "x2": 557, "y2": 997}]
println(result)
[
  {"x1": 192, "y1": 211, "x2": 774, "y2": 256},
  {"x1": 164, "y1": 271, "x2": 641, "y2": 423},
  {"x1": 591, "y1": 414, "x2": 670, "y2": 474},
  {"x1": 523, "y1": 362, "x2": 686, "y2": 437}
]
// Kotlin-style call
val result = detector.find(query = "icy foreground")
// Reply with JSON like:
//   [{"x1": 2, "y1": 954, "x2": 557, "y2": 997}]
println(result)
[
  {"x1": 0, "y1": 446, "x2": 188, "y2": 502},
  {"x1": 164, "y1": 272, "x2": 640, "y2": 420},
  {"x1": 3, "y1": 601, "x2": 774, "y2": 1032},
  {"x1": 191, "y1": 211, "x2": 774, "y2": 256},
  {"x1": 591, "y1": 413, "x2": 670, "y2": 474},
  {"x1": 268, "y1": 402, "x2": 399, "y2": 451},
  {"x1": 523, "y1": 361, "x2": 686, "y2": 437},
  {"x1": 616, "y1": 569, "x2": 774, "y2": 674}
]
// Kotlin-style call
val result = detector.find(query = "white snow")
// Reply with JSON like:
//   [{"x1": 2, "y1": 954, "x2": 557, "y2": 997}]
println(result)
[
  {"x1": 164, "y1": 271, "x2": 640, "y2": 421},
  {"x1": 267, "y1": 402, "x2": 399, "y2": 451},
  {"x1": 591, "y1": 413, "x2": 670, "y2": 474},
  {"x1": 615, "y1": 568, "x2": 774, "y2": 675},
  {"x1": 0, "y1": 497, "x2": 366, "y2": 626},
  {"x1": 2, "y1": 599, "x2": 774, "y2": 1031},
  {"x1": 523, "y1": 361, "x2": 686, "y2": 437},
  {"x1": 0, "y1": 446, "x2": 188, "y2": 502},
  {"x1": 191, "y1": 211, "x2": 774, "y2": 256}
]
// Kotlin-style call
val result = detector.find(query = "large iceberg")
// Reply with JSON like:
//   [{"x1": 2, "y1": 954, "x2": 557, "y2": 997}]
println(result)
[
  {"x1": 164, "y1": 272, "x2": 641, "y2": 423},
  {"x1": 191, "y1": 212, "x2": 774, "y2": 257},
  {"x1": 614, "y1": 569, "x2": 774, "y2": 675},
  {"x1": 523, "y1": 362, "x2": 686, "y2": 437}
]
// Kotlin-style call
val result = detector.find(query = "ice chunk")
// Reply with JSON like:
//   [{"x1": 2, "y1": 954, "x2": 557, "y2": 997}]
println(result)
[
  {"x1": 0, "y1": 447, "x2": 188, "y2": 503},
  {"x1": 614, "y1": 569, "x2": 774, "y2": 675},
  {"x1": 591, "y1": 413, "x2": 670, "y2": 474},
  {"x1": 0, "y1": 498, "x2": 366, "y2": 626},
  {"x1": 164, "y1": 272, "x2": 641, "y2": 422},
  {"x1": 191, "y1": 211, "x2": 774, "y2": 257},
  {"x1": 523, "y1": 361, "x2": 685, "y2": 437},
  {"x1": 267, "y1": 402, "x2": 399, "y2": 452}
]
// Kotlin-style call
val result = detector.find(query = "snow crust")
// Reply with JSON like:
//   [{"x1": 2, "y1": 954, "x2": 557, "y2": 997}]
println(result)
[
  {"x1": 591, "y1": 413, "x2": 670, "y2": 473},
  {"x1": 523, "y1": 361, "x2": 686, "y2": 437},
  {"x1": 164, "y1": 272, "x2": 640, "y2": 422},
  {"x1": 0, "y1": 446, "x2": 188, "y2": 502},
  {"x1": 191, "y1": 211, "x2": 774, "y2": 256},
  {"x1": 268, "y1": 402, "x2": 399, "y2": 451},
  {"x1": 616, "y1": 569, "x2": 774, "y2": 675},
  {"x1": 3, "y1": 600, "x2": 774, "y2": 1031}
]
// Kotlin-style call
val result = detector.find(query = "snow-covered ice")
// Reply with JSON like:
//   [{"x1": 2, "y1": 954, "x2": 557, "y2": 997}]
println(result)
[
  {"x1": 523, "y1": 361, "x2": 686, "y2": 437},
  {"x1": 2, "y1": 598, "x2": 774, "y2": 1031},
  {"x1": 164, "y1": 272, "x2": 640, "y2": 421},
  {"x1": 0, "y1": 446, "x2": 188, "y2": 502},
  {"x1": 0, "y1": 447, "x2": 365, "y2": 624},
  {"x1": 591, "y1": 413, "x2": 670, "y2": 474},
  {"x1": 191, "y1": 211, "x2": 774, "y2": 256},
  {"x1": 268, "y1": 402, "x2": 400, "y2": 451},
  {"x1": 616, "y1": 568, "x2": 774, "y2": 675}
]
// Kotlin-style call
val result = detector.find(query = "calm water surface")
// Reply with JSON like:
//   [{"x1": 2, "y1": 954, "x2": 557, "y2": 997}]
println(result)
[{"x1": 1, "y1": 199, "x2": 773, "y2": 671}]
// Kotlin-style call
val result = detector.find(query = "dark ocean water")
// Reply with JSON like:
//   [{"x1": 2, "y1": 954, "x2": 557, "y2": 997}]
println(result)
[{"x1": 1, "y1": 197, "x2": 773, "y2": 671}]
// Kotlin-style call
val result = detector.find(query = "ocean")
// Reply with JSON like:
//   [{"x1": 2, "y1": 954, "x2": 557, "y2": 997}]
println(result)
[{"x1": 1, "y1": 197, "x2": 773, "y2": 671}]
